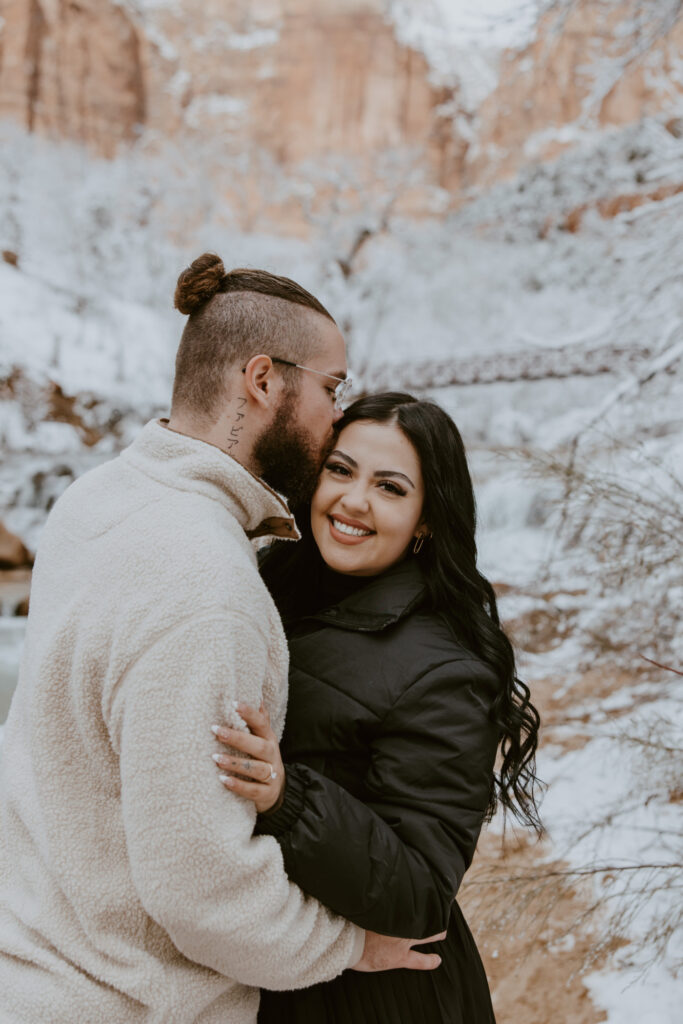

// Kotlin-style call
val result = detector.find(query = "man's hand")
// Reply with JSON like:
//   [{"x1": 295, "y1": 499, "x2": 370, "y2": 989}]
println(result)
[{"x1": 351, "y1": 930, "x2": 447, "y2": 972}]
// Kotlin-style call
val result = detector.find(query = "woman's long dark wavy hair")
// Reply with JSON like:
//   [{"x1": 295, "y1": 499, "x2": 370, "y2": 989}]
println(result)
[{"x1": 262, "y1": 392, "x2": 543, "y2": 833}]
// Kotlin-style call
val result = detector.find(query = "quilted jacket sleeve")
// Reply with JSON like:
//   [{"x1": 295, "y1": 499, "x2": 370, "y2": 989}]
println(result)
[{"x1": 255, "y1": 657, "x2": 500, "y2": 939}]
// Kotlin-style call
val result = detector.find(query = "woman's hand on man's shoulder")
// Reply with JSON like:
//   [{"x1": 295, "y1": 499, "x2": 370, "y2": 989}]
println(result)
[{"x1": 211, "y1": 703, "x2": 285, "y2": 814}]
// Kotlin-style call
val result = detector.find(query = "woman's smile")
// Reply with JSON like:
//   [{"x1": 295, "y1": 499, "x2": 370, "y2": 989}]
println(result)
[{"x1": 327, "y1": 513, "x2": 376, "y2": 544}]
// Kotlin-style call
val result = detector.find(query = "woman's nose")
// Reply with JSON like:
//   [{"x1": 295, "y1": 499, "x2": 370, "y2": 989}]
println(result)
[{"x1": 340, "y1": 484, "x2": 370, "y2": 513}]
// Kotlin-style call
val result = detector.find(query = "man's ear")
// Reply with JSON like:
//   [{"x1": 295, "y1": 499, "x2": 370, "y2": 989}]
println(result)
[{"x1": 242, "y1": 355, "x2": 276, "y2": 409}]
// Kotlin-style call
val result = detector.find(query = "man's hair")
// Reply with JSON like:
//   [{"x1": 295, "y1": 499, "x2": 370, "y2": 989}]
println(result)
[{"x1": 171, "y1": 253, "x2": 336, "y2": 421}]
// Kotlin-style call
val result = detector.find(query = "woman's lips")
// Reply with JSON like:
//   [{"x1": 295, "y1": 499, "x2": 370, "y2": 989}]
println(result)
[{"x1": 327, "y1": 515, "x2": 375, "y2": 545}]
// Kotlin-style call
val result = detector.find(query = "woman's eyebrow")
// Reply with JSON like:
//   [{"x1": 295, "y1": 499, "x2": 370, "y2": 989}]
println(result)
[
  {"x1": 373, "y1": 470, "x2": 415, "y2": 489},
  {"x1": 328, "y1": 450, "x2": 415, "y2": 488},
  {"x1": 328, "y1": 449, "x2": 357, "y2": 466}
]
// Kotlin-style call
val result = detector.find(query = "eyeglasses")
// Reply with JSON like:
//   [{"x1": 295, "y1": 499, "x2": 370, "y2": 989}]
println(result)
[{"x1": 242, "y1": 357, "x2": 353, "y2": 411}]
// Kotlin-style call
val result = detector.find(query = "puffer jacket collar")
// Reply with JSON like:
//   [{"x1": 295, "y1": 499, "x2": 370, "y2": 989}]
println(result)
[{"x1": 310, "y1": 557, "x2": 427, "y2": 633}]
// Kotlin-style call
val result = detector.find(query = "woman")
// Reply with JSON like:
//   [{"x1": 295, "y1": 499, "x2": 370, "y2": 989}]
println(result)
[{"x1": 211, "y1": 393, "x2": 542, "y2": 1023}]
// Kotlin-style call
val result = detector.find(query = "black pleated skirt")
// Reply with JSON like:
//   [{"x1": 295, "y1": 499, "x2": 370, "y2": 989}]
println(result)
[{"x1": 258, "y1": 902, "x2": 495, "y2": 1024}]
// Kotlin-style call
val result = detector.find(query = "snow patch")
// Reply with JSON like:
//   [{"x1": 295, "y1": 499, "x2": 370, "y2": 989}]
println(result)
[
  {"x1": 144, "y1": 23, "x2": 178, "y2": 62},
  {"x1": 0, "y1": 619, "x2": 25, "y2": 726},
  {"x1": 166, "y1": 68, "x2": 191, "y2": 98},
  {"x1": 391, "y1": 0, "x2": 539, "y2": 52},
  {"x1": 388, "y1": 1, "x2": 540, "y2": 104},
  {"x1": 585, "y1": 963, "x2": 681, "y2": 1024},
  {"x1": 185, "y1": 95, "x2": 248, "y2": 128},
  {"x1": 228, "y1": 28, "x2": 279, "y2": 51}
]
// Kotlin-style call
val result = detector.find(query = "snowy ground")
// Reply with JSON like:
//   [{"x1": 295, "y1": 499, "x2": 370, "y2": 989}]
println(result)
[{"x1": 1, "y1": 115, "x2": 681, "y2": 1020}]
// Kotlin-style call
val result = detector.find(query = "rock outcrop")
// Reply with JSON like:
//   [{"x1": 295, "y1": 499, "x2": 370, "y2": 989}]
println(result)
[
  {"x1": 0, "y1": 0, "x2": 466, "y2": 210},
  {"x1": 0, "y1": 0, "x2": 146, "y2": 155},
  {"x1": 1, "y1": 0, "x2": 682, "y2": 218},
  {"x1": 470, "y1": 0, "x2": 683, "y2": 185}
]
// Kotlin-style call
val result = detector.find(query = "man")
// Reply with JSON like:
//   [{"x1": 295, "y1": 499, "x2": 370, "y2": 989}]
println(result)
[{"x1": 0, "y1": 254, "x2": 441, "y2": 1023}]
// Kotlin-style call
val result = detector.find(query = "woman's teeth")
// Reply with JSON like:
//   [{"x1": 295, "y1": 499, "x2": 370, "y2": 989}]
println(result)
[{"x1": 332, "y1": 518, "x2": 372, "y2": 537}]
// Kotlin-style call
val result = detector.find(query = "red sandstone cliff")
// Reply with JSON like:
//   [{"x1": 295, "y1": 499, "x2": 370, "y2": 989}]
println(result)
[
  {"x1": 0, "y1": 0, "x2": 465, "y2": 203},
  {"x1": 469, "y1": 0, "x2": 683, "y2": 185},
  {"x1": 1, "y1": 0, "x2": 682, "y2": 216}
]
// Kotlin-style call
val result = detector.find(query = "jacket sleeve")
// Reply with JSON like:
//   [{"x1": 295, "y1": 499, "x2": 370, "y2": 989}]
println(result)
[
  {"x1": 106, "y1": 610, "x2": 365, "y2": 990},
  {"x1": 255, "y1": 658, "x2": 500, "y2": 939}
]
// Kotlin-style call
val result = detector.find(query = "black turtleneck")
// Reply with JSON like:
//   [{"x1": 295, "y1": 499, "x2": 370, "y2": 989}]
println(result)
[{"x1": 315, "y1": 563, "x2": 373, "y2": 613}]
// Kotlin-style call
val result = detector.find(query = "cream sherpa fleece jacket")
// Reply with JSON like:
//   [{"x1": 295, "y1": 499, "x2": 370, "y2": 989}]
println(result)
[{"x1": 0, "y1": 420, "x2": 364, "y2": 1023}]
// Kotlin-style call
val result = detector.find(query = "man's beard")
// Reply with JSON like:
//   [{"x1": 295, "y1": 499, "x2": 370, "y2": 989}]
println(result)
[{"x1": 253, "y1": 397, "x2": 333, "y2": 507}]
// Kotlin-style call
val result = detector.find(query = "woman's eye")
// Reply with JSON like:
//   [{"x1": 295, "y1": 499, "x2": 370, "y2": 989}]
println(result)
[
  {"x1": 378, "y1": 481, "x2": 406, "y2": 496},
  {"x1": 325, "y1": 386, "x2": 337, "y2": 401},
  {"x1": 325, "y1": 462, "x2": 351, "y2": 476}
]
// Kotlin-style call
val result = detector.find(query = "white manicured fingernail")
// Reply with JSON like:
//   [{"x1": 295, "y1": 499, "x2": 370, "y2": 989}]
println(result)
[
  {"x1": 211, "y1": 725, "x2": 224, "y2": 736},
  {"x1": 212, "y1": 753, "x2": 223, "y2": 763},
  {"x1": 219, "y1": 774, "x2": 234, "y2": 786}
]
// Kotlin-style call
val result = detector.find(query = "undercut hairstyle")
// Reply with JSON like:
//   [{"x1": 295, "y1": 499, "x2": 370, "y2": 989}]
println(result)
[{"x1": 171, "y1": 253, "x2": 336, "y2": 422}]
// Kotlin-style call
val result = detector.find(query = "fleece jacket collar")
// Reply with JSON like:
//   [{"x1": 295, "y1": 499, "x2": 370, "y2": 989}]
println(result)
[
  {"x1": 312, "y1": 557, "x2": 427, "y2": 633},
  {"x1": 121, "y1": 419, "x2": 300, "y2": 542}
]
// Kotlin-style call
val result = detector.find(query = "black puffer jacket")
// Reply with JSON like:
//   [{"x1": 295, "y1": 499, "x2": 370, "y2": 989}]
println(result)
[{"x1": 255, "y1": 556, "x2": 501, "y2": 941}]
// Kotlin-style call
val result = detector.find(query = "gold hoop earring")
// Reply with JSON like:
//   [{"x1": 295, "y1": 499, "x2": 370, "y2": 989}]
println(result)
[{"x1": 413, "y1": 534, "x2": 425, "y2": 555}]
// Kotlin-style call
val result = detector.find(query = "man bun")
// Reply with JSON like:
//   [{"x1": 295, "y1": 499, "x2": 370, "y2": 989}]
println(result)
[{"x1": 174, "y1": 253, "x2": 226, "y2": 315}]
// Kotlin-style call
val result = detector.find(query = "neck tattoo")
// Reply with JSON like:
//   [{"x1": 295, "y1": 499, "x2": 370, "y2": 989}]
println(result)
[{"x1": 225, "y1": 397, "x2": 247, "y2": 452}]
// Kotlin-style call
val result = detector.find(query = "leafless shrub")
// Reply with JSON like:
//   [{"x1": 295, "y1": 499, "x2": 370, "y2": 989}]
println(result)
[
  {"x1": 463, "y1": 711, "x2": 683, "y2": 975},
  {"x1": 513, "y1": 436, "x2": 683, "y2": 667},
  {"x1": 466, "y1": 423, "x2": 683, "y2": 975}
]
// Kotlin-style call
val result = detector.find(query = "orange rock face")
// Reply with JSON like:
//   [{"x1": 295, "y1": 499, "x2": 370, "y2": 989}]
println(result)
[
  {"x1": 0, "y1": 0, "x2": 465, "y2": 207},
  {"x1": 1, "y1": 1, "x2": 682, "y2": 219},
  {"x1": 0, "y1": 0, "x2": 146, "y2": 155},
  {"x1": 469, "y1": 0, "x2": 683, "y2": 186}
]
